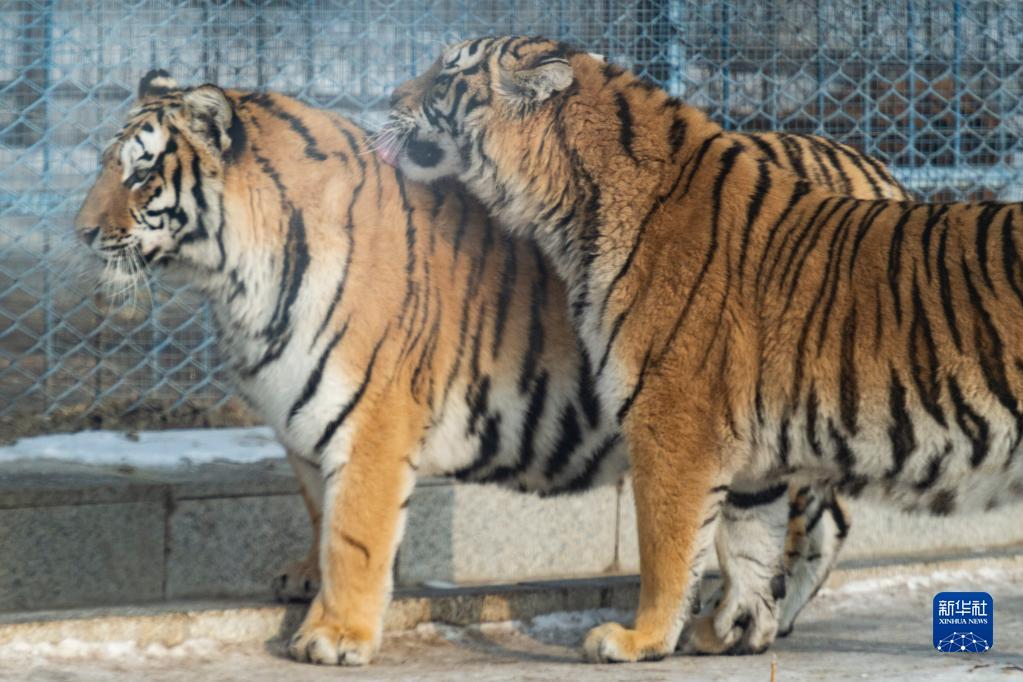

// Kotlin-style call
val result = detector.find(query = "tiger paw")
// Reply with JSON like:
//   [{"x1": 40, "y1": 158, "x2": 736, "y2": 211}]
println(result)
[
  {"x1": 582, "y1": 621, "x2": 670, "y2": 663},
  {"x1": 680, "y1": 605, "x2": 777, "y2": 656},
  {"x1": 679, "y1": 613, "x2": 735, "y2": 655},
  {"x1": 272, "y1": 556, "x2": 321, "y2": 603},
  {"x1": 288, "y1": 619, "x2": 377, "y2": 666}
]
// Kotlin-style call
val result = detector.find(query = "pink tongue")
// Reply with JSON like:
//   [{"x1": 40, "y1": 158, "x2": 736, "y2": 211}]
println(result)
[{"x1": 377, "y1": 142, "x2": 399, "y2": 167}]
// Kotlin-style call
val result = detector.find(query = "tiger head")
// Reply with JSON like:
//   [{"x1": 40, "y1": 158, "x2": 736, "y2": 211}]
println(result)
[
  {"x1": 75, "y1": 70, "x2": 243, "y2": 292},
  {"x1": 380, "y1": 36, "x2": 581, "y2": 189}
]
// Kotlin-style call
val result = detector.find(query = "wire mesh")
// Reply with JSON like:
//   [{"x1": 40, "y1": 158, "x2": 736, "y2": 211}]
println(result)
[{"x1": 2, "y1": 1, "x2": 1022, "y2": 435}]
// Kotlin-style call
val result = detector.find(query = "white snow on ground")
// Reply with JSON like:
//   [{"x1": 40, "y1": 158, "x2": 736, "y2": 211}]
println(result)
[
  {"x1": 0, "y1": 638, "x2": 221, "y2": 662},
  {"x1": 525, "y1": 608, "x2": 631, "y2": 646},
  {"x1": 410, "y1": 608, "x2": 631, "y2": 649},
  {"x1": 817, "y1": 566, "x2": 1017, "y2": 601},
  {"x1": 0, "y1": 611, "x2": 635, "y2": 664},
  {"x1": 0, "y1": 427, "x2": 285, "y2": 467}
]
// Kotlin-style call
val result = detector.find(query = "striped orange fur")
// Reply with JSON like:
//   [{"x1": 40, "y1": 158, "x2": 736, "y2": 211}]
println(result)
[
  {"x1": 76, "y1": 67, "x2": 907, "y2": 666},
  {"x1": 387, "y1": 35, "x2": 1023, "y2": 662}
]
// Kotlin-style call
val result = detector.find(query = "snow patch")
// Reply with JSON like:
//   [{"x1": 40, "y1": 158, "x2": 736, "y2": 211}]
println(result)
[
  {"x1": 821, "y1": 566, "x2": 1016, "y2": 597},
  {"x1": 0, "y1": 427, "x2": 285, "y2": 468},
  {"x1": 527, "y1": 608, "x2": 631, "y2": 646},
  {"x1": 411, "y1": 609, "x2": 633, "y2": 647},
  {"x1": 528, "y1": 608, "x2": 630, "y2": 637},
  {"x1": 815, "y1": 565, "x2": 1021, "y2": 609},
  {"x1": 0, "y1": 637, "x2": 221, "y2": 662}
]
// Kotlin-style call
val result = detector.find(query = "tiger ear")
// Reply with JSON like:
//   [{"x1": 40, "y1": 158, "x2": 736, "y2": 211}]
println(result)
[
  {"x1": 138, "y1": 69, "x2": 179, "y2": 100},
  {"x1": 499, "y1": 58, "x2": 574, "y2": 110},
  {"x1": 182, "y1": 84, "x2": 234, "y2": 155}
]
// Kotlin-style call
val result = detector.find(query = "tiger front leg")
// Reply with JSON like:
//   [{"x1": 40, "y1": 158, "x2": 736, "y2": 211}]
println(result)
[
  {"x1": 680, "y1": 478, "x2": 790, "y2": 655},
  {"x1": 583, "y1": 404, "x2": 730, "y2": 663},
  {"x1": 274, "y1": 450, "x2": 323, "y2": 602},
  {"x1": 288, "y1": 403, "x2": 421, "y2": 666}
]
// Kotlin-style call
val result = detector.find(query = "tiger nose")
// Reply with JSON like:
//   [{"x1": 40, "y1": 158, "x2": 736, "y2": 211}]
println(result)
[{"x1": 80, "y1": 226, "x2": 99, "y2": 245}]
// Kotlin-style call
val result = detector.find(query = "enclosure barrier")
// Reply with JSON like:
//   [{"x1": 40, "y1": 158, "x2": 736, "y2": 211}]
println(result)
[{"x1": 2, "y1": 1, "x2": 1022, "y2": 434}]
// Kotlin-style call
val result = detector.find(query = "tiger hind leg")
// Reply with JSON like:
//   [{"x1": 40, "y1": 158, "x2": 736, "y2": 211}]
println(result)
[
  {"x1": 776, "y1": 484, "x2": 850, "y2": 637},
  {"x1": 680, "y1": 479, "x2": 790, "y2": 656},
  {"x1": 582, "y1": 403, "x2": 729, "y2": 663}
]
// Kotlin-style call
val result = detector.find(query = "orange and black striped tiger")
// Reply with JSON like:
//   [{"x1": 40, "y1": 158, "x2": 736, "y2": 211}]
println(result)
[
  {"x1": 75, "y1": 70, "x2": 905, "y2": 666},
  {"x1": 385, "y1": 35, "x2": 1023, "y2": 663}
]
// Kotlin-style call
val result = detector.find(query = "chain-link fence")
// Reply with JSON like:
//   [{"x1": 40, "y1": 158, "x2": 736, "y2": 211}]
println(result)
[{"x1": 2, "y1": 1, "x2": 1023, "y2": 438}]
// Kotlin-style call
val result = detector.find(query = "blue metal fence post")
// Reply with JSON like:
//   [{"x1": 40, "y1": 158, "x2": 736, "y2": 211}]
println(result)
[
  {"x1": 905, "y1": 0, "x2": 917, "y2": 167},
  {"x1": 719, "y1": 0, "x2": 731, "y2": 130},
  {"x1": 952, "y1": 0, "x2": 962, "y2": 174},
  {"x1": 861, "y1": 0, "x2": 875, "y2": 159},
  {"x1": 816, "y1": 0, "x2": 826, "y2": 135},
  {"x1": 768, "y1": 2, "x2": 778, "y2": 131},
  {"x1": 40, "y1": 0, "x2": 54, "y2": 412},
  {"x1": 666, "y1": 0, "x2": 684, "y2": 97},
  {"x1": 996, "y1": 3, "x2": 1008, "y2": 195},
  {"x1": 257, "y1": 6, "x2": 266, "y2": 89}
]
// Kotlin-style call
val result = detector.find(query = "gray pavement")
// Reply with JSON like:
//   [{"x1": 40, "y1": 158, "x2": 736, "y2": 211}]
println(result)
[{"x1": 2, "y1": 557, "x2": 1021, "y2": 681}]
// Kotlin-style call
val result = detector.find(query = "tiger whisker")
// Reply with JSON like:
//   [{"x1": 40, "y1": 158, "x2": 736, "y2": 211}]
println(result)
[
  {"x1": 362, "y1": 128, "x2": 409, "y2": 157},
  {"x1": 363, "y1": 115, "x2": 416, "y2": 157},
  {"x1": 125, "y1": 245, "x2": 152, "y2": 311},
  {"x1": 96, "y1": 243, "x2": 152, "y2": 312}
]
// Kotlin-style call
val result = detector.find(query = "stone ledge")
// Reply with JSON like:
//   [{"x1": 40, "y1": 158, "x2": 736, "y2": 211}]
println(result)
[
  {"x1": 2, "y1": 552, "x2": 1020, "y2": 649},
  {"x1": 0, "y1": 458, "x2": 299, "y2": 510},
  {"x1": 0, "y1": 459, "x2": 624, "y2": 611},
  {"x1": 0, "y1": 501, "x2": 165, "y2": 612},
  {"x1": 4, "y1": 457, "x2": 1023, "y2": 613},
  {"x1": 399, "y1": 482, "x2": 618, "y2": 585}
]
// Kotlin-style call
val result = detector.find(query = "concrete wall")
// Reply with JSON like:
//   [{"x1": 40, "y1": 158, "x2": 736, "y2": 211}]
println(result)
[{"x1": 2, "y1": 459, "x2": 1022, "y2": 612}]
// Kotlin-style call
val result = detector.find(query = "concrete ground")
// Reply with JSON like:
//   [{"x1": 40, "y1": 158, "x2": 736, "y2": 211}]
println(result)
[{"x1": 3, "y1": 557, "x2": 1022, "y2": 681}]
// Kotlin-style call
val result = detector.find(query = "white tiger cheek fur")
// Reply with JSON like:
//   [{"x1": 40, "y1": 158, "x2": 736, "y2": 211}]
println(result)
[
  {"x1": 134, "y1": 225, "x2": 177, "y2": 257},
  {"x1": 120, "y1": 126, "x2": 166, "y2": 179}
]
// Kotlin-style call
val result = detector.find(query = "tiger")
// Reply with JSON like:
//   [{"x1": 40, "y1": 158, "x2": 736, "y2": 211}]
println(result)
[
  {"x1": 73, "y1": 70, "x2": 906, "y2": 667},
  {"x1": 384, "y1": 35, "x2": 1023, "y2": 663}
]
